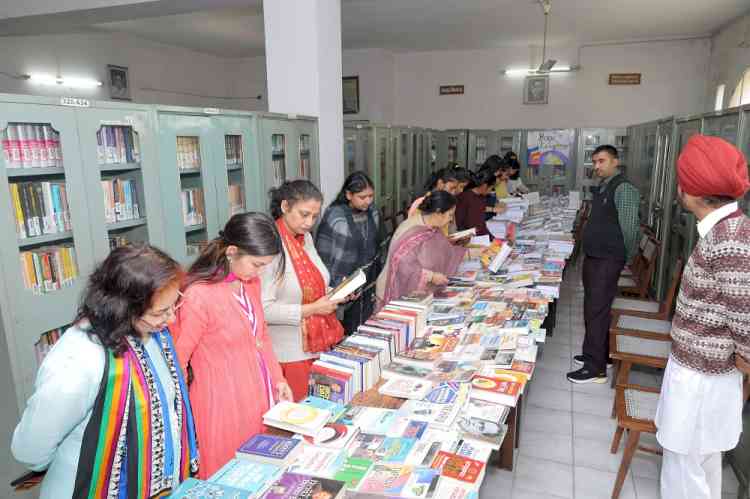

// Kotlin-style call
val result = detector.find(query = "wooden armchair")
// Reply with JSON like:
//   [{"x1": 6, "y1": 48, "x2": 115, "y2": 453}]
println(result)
[
  {"x1": 610, "y1": 383, "x2": 662, "y2": 499},
  {"x1": 612, "y1": 258, "x2": 683, "y2": 321},
  {"x1": 618, "y1": 236, "x2": 660, "y2": 298},
  {"x1": 620, "y1": 233, "x2": 651, "y2": 278}
]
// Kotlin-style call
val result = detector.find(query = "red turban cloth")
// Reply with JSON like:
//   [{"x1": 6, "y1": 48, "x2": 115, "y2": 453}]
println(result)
[{"x1": 676, "y1": 135, "x2": 750, "y2": 199}]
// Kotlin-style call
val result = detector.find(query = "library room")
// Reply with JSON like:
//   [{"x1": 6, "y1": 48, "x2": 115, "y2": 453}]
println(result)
[{"x1": 1, "y1": 1, "x2": 750, "y2": 498}]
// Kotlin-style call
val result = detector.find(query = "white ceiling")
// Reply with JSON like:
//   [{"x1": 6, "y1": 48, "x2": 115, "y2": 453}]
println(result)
[{"x1": 11, "y1": 0, "x2": 750, "y2": 57}]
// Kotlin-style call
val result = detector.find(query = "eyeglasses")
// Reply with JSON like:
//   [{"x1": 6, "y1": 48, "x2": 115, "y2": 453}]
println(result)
[{"x1": 144, "y1": 290, "x2": 185, "y2": 321}]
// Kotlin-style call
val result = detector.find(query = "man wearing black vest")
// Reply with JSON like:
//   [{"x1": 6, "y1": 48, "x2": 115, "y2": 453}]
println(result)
[{"x1": 568, "y1": 145, "x2": 641, "y2": 383}]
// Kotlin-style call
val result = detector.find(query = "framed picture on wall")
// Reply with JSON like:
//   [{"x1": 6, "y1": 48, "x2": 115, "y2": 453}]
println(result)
[
  {"x1": 343, "y1": 76, "x2": 360, "y2": 114},
  {"x1": 107, "y1": 65, "x2": 131, "y2": 100},
  {"x1": 523, "y1": 75, "x2": 549, "y2": 105}
]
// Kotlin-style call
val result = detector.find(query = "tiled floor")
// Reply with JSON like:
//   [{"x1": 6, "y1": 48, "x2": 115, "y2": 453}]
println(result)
[{"x1": 480, "y1": 262, "x2": 741, "y2": 499}]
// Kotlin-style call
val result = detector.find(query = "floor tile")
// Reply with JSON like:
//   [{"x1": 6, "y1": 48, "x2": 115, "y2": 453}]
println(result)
[
  {"x1": 530, "y1": 366, "x2": 573, "y2": 391},
  {"x1": 630, "y1": 452, "x2": 662, "y2": 480},
  {"x1": 573, "y1": 412, "x2": 619, "y2": 442},
  {"x1": 519, "y1": 430, "x2": 573, "y2": 465},
  {"x1": 572, "y1": 391, "x2": 615, "y2": 417},
  {"x1": 571, "y1": 375, "x2": 616, "y2": 396},
  {"x1": 541, "y1": 342, "x2": 572, "y2": 358},
  {"x1": 633, "y1": 476, "x2": 660, "y2": 499},
  {"x1": 574, "y1": 436, "x2": 627, "y2": 474},
  {"x1": 537, "y1": 352, "x2": 574, "y2": 372},
  {"x1": 511, "y1": 488, "x2": 568, "y2": 499},
  {"x1": 574, "y1": 465, "x2": 636, "y2": 499},
  {"x1": 522, "y1": 405, "x2": 573, "y2": 436},
  {"x1": 513, "y1": 455, "x2": 574, "y2": 499},
  {"x1": 527, "y1": 386, "x2": 572, "y2": 412},
  {"x1": 481, "y1": 466, "x2": 514, "y2": 497}
]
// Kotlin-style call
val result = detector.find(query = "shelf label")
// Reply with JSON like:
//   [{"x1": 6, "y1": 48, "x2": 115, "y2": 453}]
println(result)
[
  {"x1": 60, "y1": 97, "x2": 91, "y2": 108},
  {"x1": 204, "y1": 107, "x2": 220, "y2": 114},
  {"x1": 287, "y1": 113, "x2": 298, "y2": 120}
]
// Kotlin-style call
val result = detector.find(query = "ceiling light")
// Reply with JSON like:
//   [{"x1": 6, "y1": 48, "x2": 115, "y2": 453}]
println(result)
[
  {"x1": 538, "y1": 59, "x2": 557, "y2": 72},
  {"x1": 27, "y1": 73, "x2": 102, "y2": 88},
  {"x1": 500, "y1": 65, "x2": 580, "y2": 77}
]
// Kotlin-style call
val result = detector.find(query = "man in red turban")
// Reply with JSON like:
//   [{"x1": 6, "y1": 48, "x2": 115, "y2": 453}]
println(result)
[{"x1": 656, "y1": 135, "x2": 750, "y2": 499}]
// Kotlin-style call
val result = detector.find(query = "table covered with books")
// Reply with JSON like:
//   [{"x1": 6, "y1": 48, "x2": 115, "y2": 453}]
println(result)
[{"x1": 171, "y1": 193, "x2": 581, "y2": 499}]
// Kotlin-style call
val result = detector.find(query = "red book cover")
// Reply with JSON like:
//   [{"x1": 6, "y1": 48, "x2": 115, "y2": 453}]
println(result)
[{"x1": 430, "y1": 451, "x2": 484, "y2": 485}]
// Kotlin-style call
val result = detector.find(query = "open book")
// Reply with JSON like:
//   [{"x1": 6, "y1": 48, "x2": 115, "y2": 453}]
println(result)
[
  {"x1": 447, "y1": 228, "x2": 476, "y2": 241},
  {"x1": 329, "y1": 268, "x2": 367, "y2": 301}
]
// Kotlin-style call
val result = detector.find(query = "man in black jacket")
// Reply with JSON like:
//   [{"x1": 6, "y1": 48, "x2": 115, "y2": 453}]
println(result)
[{"x1": 568, "y1": 145, "x2": 641, "y2": 383}]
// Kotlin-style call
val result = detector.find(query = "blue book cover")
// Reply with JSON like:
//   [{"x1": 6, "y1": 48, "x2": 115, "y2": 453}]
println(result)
[
  {"x1": 237, "y1": 434, "x2": 300, "y2": 461},
  {"x1": 423, "y1": 382, "x2": 461, "y2": 404},
  {"x1": 50, "y1": 183, "x2": 62, "y2": 229},
  {"x1": 208, "y1": 458, "x2": 282, "y2": 495},
  {"x1": 376, "y1": 437, "x2": 417, "y2": 463},
  {"x1": 301, "y1": 396, "x2": 346, "y2": 421},
  {"x1": 170, "y1": 477, "x2": 250, "y2": 498}
]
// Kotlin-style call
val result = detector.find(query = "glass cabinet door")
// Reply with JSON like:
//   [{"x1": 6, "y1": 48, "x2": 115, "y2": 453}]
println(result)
[
  {"x1": 225, "y1": 134, "x2": 245, "y2": 216},
  {"x1": 299, "y1": 133, "x2": 311, "y2": 180}
]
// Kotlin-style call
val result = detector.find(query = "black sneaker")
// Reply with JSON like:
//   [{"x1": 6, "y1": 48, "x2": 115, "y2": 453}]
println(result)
[
  {"x1": 567, "y1": 367, "x2": 607, "y2": 384},
  {"x1": 573, "y1": 355, "x2": 614, "y2": 370}
]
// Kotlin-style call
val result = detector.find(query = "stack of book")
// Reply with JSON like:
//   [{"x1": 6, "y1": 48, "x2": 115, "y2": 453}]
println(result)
[
  {"x1": 181, "y1": 188, "x2": 205, "y2": 227},
  {"x1": 10, "y1": 181, "x2": 72, "y2": 238},
  {"x1": 96, "y1": 125, "x2": 140, "y2": 164},
  {"x1": 2, "y1": 123, "x2": 63, "y2": 169},
  {"x1": 20, "y1": 245, "x2": 78, "y2": 294},
  {"x1": 101, "y1": 177, "x2": 140, "y2": 223}
]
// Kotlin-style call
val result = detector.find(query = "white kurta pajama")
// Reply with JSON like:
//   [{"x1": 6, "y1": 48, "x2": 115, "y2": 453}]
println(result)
[{"x1": 655, "y1": 202, "x2": 747, "y2": 499}]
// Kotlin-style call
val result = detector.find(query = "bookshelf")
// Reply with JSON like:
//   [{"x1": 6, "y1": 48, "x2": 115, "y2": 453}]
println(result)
[
  {"x1": 258, "y1": 113, "x2": 320, "y2": 199},
  {"x1": 468, "y1": 130, "x2": 495, "y2": 169},
  {"x1": 397, "y1": 128, "x2": 412, "y2": 211},
  {"x1": 439, "y1": 129, "x2": 468, "y2": 169},
  {"x1": 427, "y1": 130, "x2": 439, "y2": 174}
]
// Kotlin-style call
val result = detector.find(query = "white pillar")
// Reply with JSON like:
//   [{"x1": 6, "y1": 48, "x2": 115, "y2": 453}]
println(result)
[{"x1": 263, "y1": 0, "x2": 344, "y2": 206}]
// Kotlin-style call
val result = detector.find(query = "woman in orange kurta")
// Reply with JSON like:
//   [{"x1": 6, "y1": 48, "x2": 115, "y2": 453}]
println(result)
[{"x1": 174, "y1": 212, "x2": 293, "y2": 478}]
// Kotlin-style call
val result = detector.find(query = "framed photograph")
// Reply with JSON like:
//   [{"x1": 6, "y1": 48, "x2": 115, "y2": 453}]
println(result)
[
  {"x1": 342, "y1": 76, "x2": 360, "y2": 114},
  {"x1": 107, "y1": 65, "x2": 131, "y2": 101},
  {"x1": 523, "y1": 76, "x2": 549, "y2": 105}
]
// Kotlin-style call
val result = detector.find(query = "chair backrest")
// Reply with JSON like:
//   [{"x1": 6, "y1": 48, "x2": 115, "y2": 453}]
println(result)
[
  {"x1": 635, "y1": 237, "x2": 660, "y2": 297},
  {"x1": 660, "y1": 257, "x2": 684, "y2": 315}
]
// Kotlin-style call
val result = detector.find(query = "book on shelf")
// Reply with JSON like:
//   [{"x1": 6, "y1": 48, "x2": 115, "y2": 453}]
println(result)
[
  {"x1": 34, "y1": 327, "x2": 66, "y2": 366},
  {"x1": 2, "y1": 123, "x2": 62, "y2": 169},
  {"x1": 263, "y1": 401, "x2": 331, "y2": 437},
  {"x1": 225, "y1": 135, "x2": 243, "y2": 166},
  {"x1": 101, "y1": 178, "x2": 140, "y2": 223},
  {"x1": 176, "y1": 136, "x2": 201, "y2": 170},
  {"x1": 170, "y1": 477, "x2": 251, "y2": 498},
  {"x1": 96, "y1": 126, "x2": 140, "y2": 165},
  {"x1": 10, "y1": 181, "x2": 72, "y2": 238},
  {"x1": 181, "y1": 188, "x2": 206, "y2": 227},
  {"x1": 235, "y1": 434, "x2": 302, "y2": 466},
  {"x1": 328, "y1": 268, "x2": 366, "y2": 301},
  {"x1": 208, "y1": 458, "x2": 283, "y2": 497},
  {"x1": 263, "y1": 472, "x2": 346, "y2": 499},
  {"x1": 20, "y1": 245, "x2": 78, "y2": 294}
]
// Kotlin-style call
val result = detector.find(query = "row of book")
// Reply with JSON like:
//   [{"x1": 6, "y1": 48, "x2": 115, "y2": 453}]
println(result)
[
  {"x1": 271, "y1": 134, "x2": 286, "y2": 155},
  {"x1": 229, "y1": 183, "x2": 245, "y2": 216},
  {"x1": 181, "y1": 188, "x2": 206, "y2": 227},
  {"x1": 177, "y1": 136, "x2": 202, "y2": 171},
  {"x1": 34, "y1": 327, "x2": 66, "y2": 367},
  {"x1": 108, "y1": 235, "x2": 131, "y2": 250},
  {"x1": 101, "y1": 178, "x2": 140, "y2": 224},
  {"x1": 20, "y1": 245, "x2": 79, "y2": 294},
  {"x1": 10, "y1": 181, "x2": 72, "y2": 239},
  {"x1": 2, "y1": 123, "x2": 64, "y2": 169},
  {"x1": 225, "y1": 134, "x2": 243, "y2": 166},
  {"x1": 96, "y1": 125, "x2": 141, "y2": 165}
]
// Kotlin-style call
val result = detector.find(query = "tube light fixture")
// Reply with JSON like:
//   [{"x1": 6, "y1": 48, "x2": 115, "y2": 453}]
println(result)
[
  {"x1": 27, "y1": 73, "x2": 103, "y2": 88},
  {"x1": 500, "y1": 65, "x2": 580, "y2": 77}
]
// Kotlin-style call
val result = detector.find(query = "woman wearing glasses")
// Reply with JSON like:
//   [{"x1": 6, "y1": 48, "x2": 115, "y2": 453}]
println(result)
[
  {"x1": 174, "y1": 212, "x2": 292, "y2": 478},
  {"x1": 12, "y1": 244, "x2": 198, "y2": 498}
]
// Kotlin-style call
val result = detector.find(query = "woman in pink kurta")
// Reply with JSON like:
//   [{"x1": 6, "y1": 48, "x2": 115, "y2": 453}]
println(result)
[{"x1": 174, "y1": 213, "x2": 293, "y2": 479}]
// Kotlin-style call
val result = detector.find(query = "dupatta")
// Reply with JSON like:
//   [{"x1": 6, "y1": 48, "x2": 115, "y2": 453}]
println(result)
[
  {"x1": 276, "y1": 219, "x2": 344, "y2": 353},
  {"x1": 73, "y1": 329, "x2": 199, "y2": 499}
]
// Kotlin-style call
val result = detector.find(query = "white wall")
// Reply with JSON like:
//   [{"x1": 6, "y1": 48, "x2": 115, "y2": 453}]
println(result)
[
  {"x1": 341, "y1": 48, "x2": 395, "y2": 123},
  {"x1": 392, "y1": 39, "x2": 711, "y2": 129},
  {"x1": 707, "y1": 14, "x2": 750, "y2": 110},
  {"x1": 0, "y1": 31, "x2": 266, "y2": 110}
]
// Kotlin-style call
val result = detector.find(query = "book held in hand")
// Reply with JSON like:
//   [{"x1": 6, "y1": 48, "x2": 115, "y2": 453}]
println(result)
[
  {"x1": 329, "y1": 268, "x2": 366, "y2": 301},
  {"x1": 236, "y1": 434, "x2": 302, "y2": 465}
]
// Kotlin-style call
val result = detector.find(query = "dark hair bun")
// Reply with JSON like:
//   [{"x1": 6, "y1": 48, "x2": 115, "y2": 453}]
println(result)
[{"x1": 418, "y1": 190, "x2": 457, "y2": 214}]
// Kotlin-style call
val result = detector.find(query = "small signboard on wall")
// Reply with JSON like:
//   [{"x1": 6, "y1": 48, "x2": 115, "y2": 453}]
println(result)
[
  {"x1": 608, "y1": 73, "x2": 642, "y2": 85},
  {"x1": 439, "y1": 85, "x2": 465, "y2": 95}
]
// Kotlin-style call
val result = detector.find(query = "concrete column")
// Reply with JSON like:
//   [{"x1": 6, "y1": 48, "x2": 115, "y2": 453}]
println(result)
[{"x1": 263, "y1": 0, "x2": 344, "y2": 205}]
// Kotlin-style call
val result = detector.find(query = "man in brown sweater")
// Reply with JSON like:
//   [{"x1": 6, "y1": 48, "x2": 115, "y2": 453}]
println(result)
[{"x1": 655, "y1": 135, "x2": 750, "y2": 499}]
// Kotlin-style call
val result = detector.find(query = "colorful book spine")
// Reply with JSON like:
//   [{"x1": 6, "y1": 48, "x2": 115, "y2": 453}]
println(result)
[
  {"x1": 11, "y1": 181, "x2": 71, "y2": 237},
  {"x1": 20, "y1": 245, "x2": 78, "y2": 294}
]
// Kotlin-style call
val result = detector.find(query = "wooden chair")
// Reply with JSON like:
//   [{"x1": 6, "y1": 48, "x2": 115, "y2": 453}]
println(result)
[
  {"x1": 618, "y1": 237, "x2": 660, "y2": 298},
  {"x1": 570, "y1": 201, "x2": 591, "y2": 264},
  {"x1": 620, "y1": 233, "x2": 651, "y2": 279},
  {"x1": 612, "y1": 258, "x2": 683, "y2": 321},
  {"x1": 610, "y1": 383, "x2": 662, "y2": 499}
]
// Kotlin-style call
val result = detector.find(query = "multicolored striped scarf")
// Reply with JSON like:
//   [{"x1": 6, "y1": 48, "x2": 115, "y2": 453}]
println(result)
[{"x1": 73, "y1": 329, "x2": 199, "y2": 498}]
